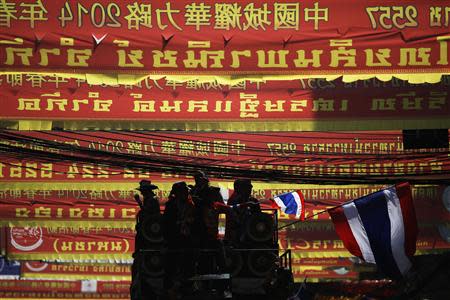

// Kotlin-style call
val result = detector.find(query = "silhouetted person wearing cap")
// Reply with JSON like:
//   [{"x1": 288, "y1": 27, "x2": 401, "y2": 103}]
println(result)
[
  {"x1": 131, "y1": 180, "x2": 160, "y2": 300},
  {"x1": 162, "y1": 181, "x2": 196, "y2": 299},
  {"x1": 134, "y1": 180, "x2": 160, "y2": 251},
  {"x1": 225, "y1": 179, "x2": 260, "y2": 244}
]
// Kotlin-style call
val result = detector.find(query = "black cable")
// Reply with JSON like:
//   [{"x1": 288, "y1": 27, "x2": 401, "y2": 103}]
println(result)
[{"x1": 1, "y1": 130, "x2": 450, "y2": 184}]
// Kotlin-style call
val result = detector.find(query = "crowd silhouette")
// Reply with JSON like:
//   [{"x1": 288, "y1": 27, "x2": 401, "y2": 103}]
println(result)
[{"x1": 130, "y1": 171, "x2": 287, "y2": 300}]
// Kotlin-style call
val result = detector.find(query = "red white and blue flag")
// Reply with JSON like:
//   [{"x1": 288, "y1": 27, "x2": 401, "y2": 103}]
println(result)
[
  {"x1": 329, "y1": 183, "x2": 418, "y2": 278},
  {"x1": 273, "y1": 190, "x2": 305, "y2": 220}
]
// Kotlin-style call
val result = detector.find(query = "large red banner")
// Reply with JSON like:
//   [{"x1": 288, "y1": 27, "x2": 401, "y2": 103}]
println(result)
[
  {"x1": 0, "y1": 279, "x2": 129, "y2": 292},
  {"x1": 0, "y1": 1, "x2": 449, "y2": 75},
  {"x1": 0, "y1": 76, "x2": 449, "y2": 122},
  {"x1": 5, "y1": 227, "x2": 133, "y2": 260},
  {"x1": 0, "y1": 131, "x2": 449, "y2": 182},
  {"x1": 4, "y1": 222, "x2": 449, "y2": 261},
  {"x1": 293, "y1": 268, "x2": 359, "y2": 280},
  {"x1": 0, "y1": 203, "x2": 139, "y2": 229},
  {"x1": 0, "y1": 292, "x2": 129, "y2": 299},
  {"x1": 0, "y1": 184, "x2": 448, "y2": 228},
  {"x1": 18, "y1": 258, "x2": 355, "y2": 281},
  {"x1": 21, "y1": 261, "x2": 130, "y2": 280},
  {"x1": 280, "y1": 222, "x2": 450, "y2": 258}
]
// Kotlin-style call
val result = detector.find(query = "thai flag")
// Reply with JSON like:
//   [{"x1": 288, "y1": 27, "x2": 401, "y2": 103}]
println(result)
[
  {"x1": 329, "y1": 183, "x2": 418, "y2": 279},
  {"x1": 273, "y1": 190, "x2": 305, "y2": 220}
]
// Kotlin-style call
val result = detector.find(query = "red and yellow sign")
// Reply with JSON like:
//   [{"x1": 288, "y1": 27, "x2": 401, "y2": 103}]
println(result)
[
  {"x1": 293, "y1": 257, "x2": 353, "y2": 267},
  {"x1": 4, "y1": 221, "x2": 448, "y2": 261},
  {"x1": 21, "y1": 261, "x2": 130, "y2": 281},
  {"x1": 5, "y1": 227, "x2": 133, "y2": 261},
  {"x1": 0, "y1": 204, "x2": 139, "y2": 229},
  {"x1": 0, "y1": 184, "x2": 449, "y2": 229},
  {"x1": 0, "y1": 292, "x2": 129, "y2": 299},
  {"x1": 0, "y1": 76, "x2": 449, "y2": 124},
  {"x1": 281, "y1": 222, "x2": 450, "y2": 259},
  {"x1": 0, "y1": 1, "x2": 449, "y2": 75},
  {"x1": 0, "y1": 279, "x2": 129, "y2": 299},
  {"x1": 293, "y1": 268, "x2": 359, "y2": 280}
]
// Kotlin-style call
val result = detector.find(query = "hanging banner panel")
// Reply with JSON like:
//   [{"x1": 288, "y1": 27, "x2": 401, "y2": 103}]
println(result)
[
  {"x1": 4, "y1": 74, "x2": 449, "y2": 91},
  {"x1": 4, "y1": 220, "x2": 450, "y2": 261},
  {"x1": 5, "y1": 227, "x2": 134, "y2": 261},
  {"x1": 284, "y1": 222, "x2": 450, "y2": 259},
  {"x1": 293, "y1": 257, "x2": 353, "y2": 267},
  {"x1": 0, "y1": 184, "x2": 448, "y2": 228},
  {"x1": 0, "y1": 130, "x2": 449, "y2": 182},
  {"x1": 0, "y1": 292, "x2": 129, "y2": 299},
  {"x1": 21, "y1": 261, "x2": 130, "y2": 280},
  {"x1": 0, "y1": 76, "x2": 449, "y2": 122},
  {"x1": 0, "y1": 1, "x2": 449, "y2": 75},
  {"x1": 293, "y1": 268, "x2": 359, "y2": 280},
  {"x1": 0, "y1": 205, "x2": 138, "y2": 229},
  {"x1": 3, "y1": 0, "x2": 448, "y2": 34},
  {"x1": 0, "y1": 279, "x2": 129, "y2": 293},
  {"x1": 291, "y1": 259, "x2": 359, "y2": 281}
]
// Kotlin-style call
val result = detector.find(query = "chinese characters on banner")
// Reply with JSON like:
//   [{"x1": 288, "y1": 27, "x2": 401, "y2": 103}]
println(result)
[
  {"x1": 0, "y1": 131, "x2": 448, "y2": 181},
  {"x1": 0, "y1": 1, "x2": 449, "y2": 74}
]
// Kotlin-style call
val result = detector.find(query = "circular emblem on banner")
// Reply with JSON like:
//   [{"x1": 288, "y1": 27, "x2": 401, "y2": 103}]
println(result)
[
  {"x1": 25, "y1": 261, "x2": 49, "y2": 272},
  {"x1": 10, "y1": 227, "x2": 44, "y2": 252},
  {"x1": 442, "y1": 186, "x2": 450, "y2": 213}
]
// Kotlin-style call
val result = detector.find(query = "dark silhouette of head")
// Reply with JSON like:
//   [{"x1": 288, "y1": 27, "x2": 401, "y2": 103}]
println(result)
[
  {"x1": 234, "y1": 179, "x2": 253, "y2": 199},
  {"x1": 136, "y1": 180, "x2": 158, "y2": 196},
  {"x1": 170, "y1": 181, "x2": 190, "y2": 200},
  {"x1": 193, "y1": 170, "x2": 209, "y2": 188}
]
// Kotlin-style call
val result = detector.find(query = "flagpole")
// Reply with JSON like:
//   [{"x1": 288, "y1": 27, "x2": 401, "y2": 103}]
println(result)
[
  {"x1": 277, "y1": 184, "x2": 396, "y2": 230},
  {"x1": 278, "y1": 208, "x2": 329, "y2": 230}
]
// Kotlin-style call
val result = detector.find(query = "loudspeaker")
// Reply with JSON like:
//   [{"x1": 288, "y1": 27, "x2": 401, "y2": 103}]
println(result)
[
  {"x1": 142, "y1": 251, "x2": 164, "y2": 277},
  {"x1": 244, "y1": 213, "x2": 274, "y2": 243},
  {"x1": 403, "y1": 129, "x2": 448, "y2": 149},
  {"x1": 226, "y1": 248, "x2": 278, "y2": 278},
  {"x1": 247, "y1": 249, "x2": 277, "y2": 277},
  {"x1": 224, "y1": 249, "x2": 244, "y2": 277},
  {"x1": 142, "y1": 214, "x2": 164, "y2": 244}
]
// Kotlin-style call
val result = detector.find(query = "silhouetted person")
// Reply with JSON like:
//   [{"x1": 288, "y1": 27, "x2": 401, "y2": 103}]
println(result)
[
  {"x1": 225, "y1": 179, "x2": 260, "y2": 244},
  {"x1": 189, "y1": 171, "x2": 224, "y2": 246},
  {"x1": 190, "y1": 171, "x2": 226, "y2": 274},
  {"x1": 131, "y1": 180, "x2": 160, "y2": 300},
  {"x1": 162, "y1": 181, "x2": 196, "y2": 299},
  {"x1": 134, "y1": 180, "x2": 160, "y2": 251}
]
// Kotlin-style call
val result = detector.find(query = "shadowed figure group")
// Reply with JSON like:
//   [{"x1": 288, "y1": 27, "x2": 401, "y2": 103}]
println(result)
[{"x1": 131, "y1": 173, "x2": 261, "y2": 300}]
